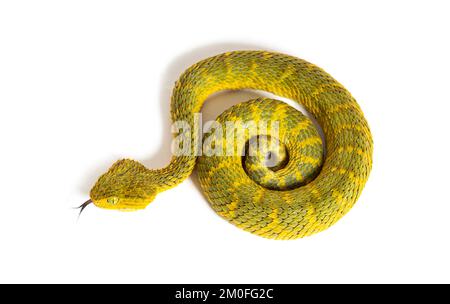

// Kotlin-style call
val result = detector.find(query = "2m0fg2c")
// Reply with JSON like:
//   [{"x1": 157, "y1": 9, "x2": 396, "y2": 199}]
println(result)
[{"x1": 218, "y1": 289, "x2": 274, "y2": 299}]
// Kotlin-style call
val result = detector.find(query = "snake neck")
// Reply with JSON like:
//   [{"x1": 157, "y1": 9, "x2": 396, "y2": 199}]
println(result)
[{"x1": 148, "y1": 156, "x2": 196, "y2": 192}]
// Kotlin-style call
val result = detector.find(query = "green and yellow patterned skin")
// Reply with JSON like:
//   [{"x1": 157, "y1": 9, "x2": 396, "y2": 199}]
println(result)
[{"x1": 89, "y1": 51, "x2": 373, "y2": 239}]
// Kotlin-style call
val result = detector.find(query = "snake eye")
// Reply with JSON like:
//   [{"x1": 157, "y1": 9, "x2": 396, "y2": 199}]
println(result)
[{"x1": 107, "y1": 197, "x2": 119, "y2": 205}]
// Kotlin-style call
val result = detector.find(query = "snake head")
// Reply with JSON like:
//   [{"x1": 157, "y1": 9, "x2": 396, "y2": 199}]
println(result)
[{"x1": 89, "y1": 159, "x2": 158, "y2": 211}]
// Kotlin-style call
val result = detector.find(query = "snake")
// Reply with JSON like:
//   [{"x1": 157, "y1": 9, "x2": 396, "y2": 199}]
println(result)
[{"x1": 82, "y1": 51, "x2": 373, "y2": 240}]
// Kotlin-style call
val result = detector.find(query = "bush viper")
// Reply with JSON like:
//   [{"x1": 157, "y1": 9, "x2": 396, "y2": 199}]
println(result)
[{"x1": 83, "y1": 51, "x2": 373, "y2": 240}]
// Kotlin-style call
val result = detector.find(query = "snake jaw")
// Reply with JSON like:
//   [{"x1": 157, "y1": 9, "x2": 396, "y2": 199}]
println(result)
[
  {"x1": 90, "y1": 195, "x2": 155, "y2": 211},
  {"x1": 90, "y1": 186, "x2": 158, "y2": 212}
]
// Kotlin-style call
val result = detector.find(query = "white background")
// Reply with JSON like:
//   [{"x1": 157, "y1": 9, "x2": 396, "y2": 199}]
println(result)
[{"x1": 0, "y1": 0, "x2": 449, "y2": 284}]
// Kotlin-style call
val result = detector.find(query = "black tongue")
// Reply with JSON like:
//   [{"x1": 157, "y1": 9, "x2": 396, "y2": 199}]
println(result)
[{"x1": 75, "y1": 199, "x2": 93, "y2": 217}]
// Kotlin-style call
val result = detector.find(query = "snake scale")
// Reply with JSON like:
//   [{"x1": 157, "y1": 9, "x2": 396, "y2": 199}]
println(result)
[{"x1": 86, "y1": 51, "x2": 373, "y2": 239}]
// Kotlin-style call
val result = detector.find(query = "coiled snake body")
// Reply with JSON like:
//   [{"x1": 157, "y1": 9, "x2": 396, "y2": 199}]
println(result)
[{"x1": 88, "y1": 51, "x2": 373, "y2": 239}]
